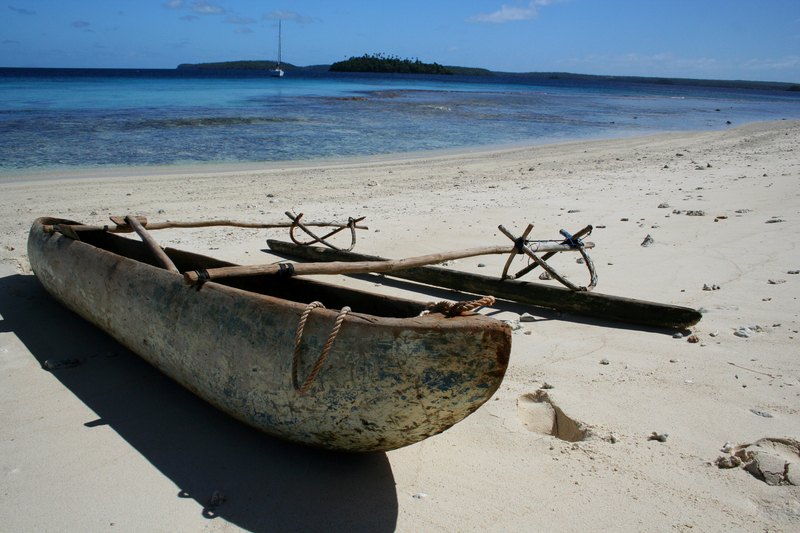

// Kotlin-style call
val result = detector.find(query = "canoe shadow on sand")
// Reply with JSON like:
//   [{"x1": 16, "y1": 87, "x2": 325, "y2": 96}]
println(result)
[{"x1": 0, "y1": 272, "x2": 398, "y2": 532}]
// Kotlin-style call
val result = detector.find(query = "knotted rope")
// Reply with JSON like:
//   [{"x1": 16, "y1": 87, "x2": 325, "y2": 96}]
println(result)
[
  {"x1": 292, "y1": 301, "x2": 350, "y2": 394},
  {"x1": 421, "y1": 295, "x2": 497, "y2": 316}
]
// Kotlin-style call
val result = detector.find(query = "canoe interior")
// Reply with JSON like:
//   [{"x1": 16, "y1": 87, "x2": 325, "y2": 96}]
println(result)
[
  {"x1": 74, "y1": 226, "x2": 428, "y2": 319},
  {"x1": 32, "y1": 219, "x2": 512, "y2": 452}
]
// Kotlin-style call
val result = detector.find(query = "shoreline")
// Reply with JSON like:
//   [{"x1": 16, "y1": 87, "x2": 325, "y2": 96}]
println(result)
[
  {"x1": 0, "y1": 121, "x2": 759, "y2": 184},
  {"x1": 1, "y1": 118, "x2": 799, "y2": 532}
]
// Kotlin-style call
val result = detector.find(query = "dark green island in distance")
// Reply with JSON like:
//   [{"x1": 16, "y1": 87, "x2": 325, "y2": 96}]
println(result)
[
  {"x1": 176, "y1": 59, "x2": 800, "y2": 92},
  {"x1": 329, "y1": 54, "x2": 454, "y2": 75}
]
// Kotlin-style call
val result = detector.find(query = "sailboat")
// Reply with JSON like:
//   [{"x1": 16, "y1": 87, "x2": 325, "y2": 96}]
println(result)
[{"x1": 269, "y1": 20, "x2": 284, "y2": 77}]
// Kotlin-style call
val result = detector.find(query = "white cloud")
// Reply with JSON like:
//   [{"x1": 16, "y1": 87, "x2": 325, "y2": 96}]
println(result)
[
  {"x1": 263, "y1": 10, "x2": 312, "y2": 23},
  {"x1": 190, "y1": 1, "x2": 225, "y2": 15},
  {"x1": 226, "y1": 16, "x2": 255, "y2": 25},
  {"x1": 469, "y1": 0, "x2": 568, "y2": 24},
  {"x1": 739, "y1": 56, "x2": 800, "y2": 72},
  {"x1": 163, "y1": 0, "x2": 185, "y2": 9}
]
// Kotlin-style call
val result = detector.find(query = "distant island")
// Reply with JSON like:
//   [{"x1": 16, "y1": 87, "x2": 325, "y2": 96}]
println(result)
[
  {"x1": 176, "y1": 60, "x2": 800, "y2": 92},
  {"x1": 329, "y1": 54, "x2": 453, "y2": 75}
]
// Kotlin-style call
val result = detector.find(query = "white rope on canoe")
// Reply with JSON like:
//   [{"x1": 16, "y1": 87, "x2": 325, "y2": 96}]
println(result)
[
  {"x1": 292, "y1": 301, "x2": 350, "y2": 394},
  {"x1": 420, "y1": 295, "x2": 497, "y2": 316}
]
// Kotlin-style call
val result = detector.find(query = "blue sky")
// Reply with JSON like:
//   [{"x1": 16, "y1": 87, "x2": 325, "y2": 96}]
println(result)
[{"x1": 2, "y1": 1, "x2": 799, "y2": 82}]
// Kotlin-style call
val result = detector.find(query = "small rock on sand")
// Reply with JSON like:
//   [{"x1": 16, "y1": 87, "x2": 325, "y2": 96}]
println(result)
[
  {"x1": 209, "y1": 491, "x2": 226, "y2": 507},
  {"x1": 43, "y1": 358, "x2": 81, "y2": 371},
  {"x1": 716, "y1": 456, "x2": 742, "y2": 469},
  {"x1": 641, "y1": 234, "x2": 655, "y2": 247}
]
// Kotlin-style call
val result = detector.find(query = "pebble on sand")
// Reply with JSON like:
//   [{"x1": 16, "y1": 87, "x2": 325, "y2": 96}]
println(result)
[
  {"x1": 649, "y1": 432, "x2": 669, "y2": 442},
  {"x1": 209, "y1": 491, "x2": 226, "y2": 507},
  {"x1": 641, "y1": 234, "x2": 655, "y2": 247},
  {"x1": 43, "y1": 358, "x2": 81, "y2": 370}
]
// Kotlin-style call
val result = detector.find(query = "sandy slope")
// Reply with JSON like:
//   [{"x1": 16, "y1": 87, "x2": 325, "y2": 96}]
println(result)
[{"x1": 1, "y1": 120, "x2": 798, "y2": 532}]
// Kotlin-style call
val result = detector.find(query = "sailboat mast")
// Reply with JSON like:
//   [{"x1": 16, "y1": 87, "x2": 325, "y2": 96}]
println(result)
[{"x1": 277, "y1": 20, "x2": 281, "y2": 67}]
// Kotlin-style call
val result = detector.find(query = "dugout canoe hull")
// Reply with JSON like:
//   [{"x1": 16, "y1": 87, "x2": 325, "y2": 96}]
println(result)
[
  {"x1": 267, "y1": 240, "x2": 703, "y2": 329},
  {"x1": 28, "y1": 218, "x2": 511, "y2": 452}
]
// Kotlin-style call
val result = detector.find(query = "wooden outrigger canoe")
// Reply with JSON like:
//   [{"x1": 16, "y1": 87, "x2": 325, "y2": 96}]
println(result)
[
  {"x1": 267, "y1": 240, "x2": 703, "y2": 329},
  {"x1": 28, "y1": 218, "x2": 511, "y2": 452}
]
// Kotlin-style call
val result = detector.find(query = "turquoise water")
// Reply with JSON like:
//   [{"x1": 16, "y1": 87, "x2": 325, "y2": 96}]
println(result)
[{"x1": 1, "y1": 68, "x2": 798, "y2": 173}]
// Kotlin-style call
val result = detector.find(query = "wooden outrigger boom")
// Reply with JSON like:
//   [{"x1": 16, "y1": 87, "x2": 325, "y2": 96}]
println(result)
[
  {"x1": 182, "y1": 240, "x2": 594, "y2": 285},
  {"x1": 267, "y1": 240, "x2": 703, "y2": 329}
]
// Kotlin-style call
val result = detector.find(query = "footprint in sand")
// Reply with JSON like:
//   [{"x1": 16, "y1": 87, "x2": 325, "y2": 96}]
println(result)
[{"x1": 516, "y1": 390, "x2": 591, "y2": 442}]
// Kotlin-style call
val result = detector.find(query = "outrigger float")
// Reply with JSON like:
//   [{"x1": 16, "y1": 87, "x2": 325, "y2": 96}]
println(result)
[{"x1": 268, "y1": 213, "x2": 702, "y2": 330}]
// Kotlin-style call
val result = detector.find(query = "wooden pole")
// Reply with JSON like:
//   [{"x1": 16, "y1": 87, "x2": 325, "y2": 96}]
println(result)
[
  {"x1": 183, "y1": 241, "x2": 593, "y2": 285},
  {"x1": 267, "y1": 240, "x2": 703, "y2": 329},
  {"x1": 43, "y1": 218, "x2": 368, "y2": 234},
  {"x1": 125, "y1": 215, "x2": 180, "y2": 274}
]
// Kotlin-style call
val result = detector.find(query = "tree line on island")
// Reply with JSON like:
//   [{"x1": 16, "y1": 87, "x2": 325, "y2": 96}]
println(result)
[
  {"x1": 176, "y1": 57, "x2": 800, "y2": 91},
  {"x1": 178, "y1": 54, "x2": 457, "y2": 75},
  {"x1": 329, "y1": 54, "x2": 453, "y2": 75}
]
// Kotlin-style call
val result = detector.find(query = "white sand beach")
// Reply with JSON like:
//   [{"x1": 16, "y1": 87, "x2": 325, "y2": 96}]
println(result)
[{"x1": 1, "y1": 120, "x2": 799, "y2": 532}]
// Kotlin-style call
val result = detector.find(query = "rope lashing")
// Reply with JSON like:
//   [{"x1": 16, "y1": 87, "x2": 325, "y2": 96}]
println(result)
[
  {"x1": 559, "y1": 229, "x2": 578, "y2": 247},
  {"x1": 292, "y1": 301, "x2": 350, "y2": 394},
  {"x1": 277, "y1": 263, "x2": 296, "y2": 277},
  {"x1": 421, "y1": 295, "x2": 497, "y2": 317}
]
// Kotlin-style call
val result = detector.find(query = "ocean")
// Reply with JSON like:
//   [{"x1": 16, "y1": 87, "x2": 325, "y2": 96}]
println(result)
[{"x1": 1, "y1": 68, "x2": 798, "y2": 175}]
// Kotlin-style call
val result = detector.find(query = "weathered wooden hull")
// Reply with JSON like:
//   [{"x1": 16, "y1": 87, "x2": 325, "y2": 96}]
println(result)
[
  {"x1": 267, "y1": 240, "x2": 703, "y2": 329},
  {"x1": 28, "y1": 219, "x2": 511, "y2": 452}
]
